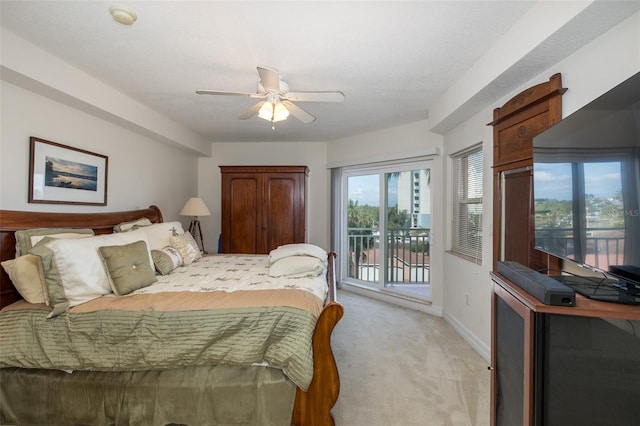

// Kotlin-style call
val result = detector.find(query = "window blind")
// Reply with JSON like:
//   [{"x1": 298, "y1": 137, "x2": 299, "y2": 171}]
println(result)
[{"x1": 452, "y1": 145, "x2": 483, "y2": 260}]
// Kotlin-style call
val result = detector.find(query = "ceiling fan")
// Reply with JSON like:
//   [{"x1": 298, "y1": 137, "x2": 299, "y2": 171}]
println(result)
[{"x1": 196, "y1": 66, "x2": 344, "y2": 128}]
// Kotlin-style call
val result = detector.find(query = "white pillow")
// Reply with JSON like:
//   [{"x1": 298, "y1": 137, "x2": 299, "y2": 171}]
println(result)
[
  {"x1": 43, "y1": 228, "x2": 153, "y2": 307},
  {"x1": 14, "y1": 228, "x2": 94, "y2": 257},
  {"x1": 140, "y1": 221, "x2": 185, "y2": 250},
  {"x1": 29, "y1": 232, "x2": 95, "y2": 247},
  {"x1": 170, "y1": 232, "x2": 202, "y2": 265},
  {"x1": 268, "y1": 243, "x2": 327, "y2": 263},
  {"x1": 269, "y1": 255, "x2": 326, "y2": 278}
]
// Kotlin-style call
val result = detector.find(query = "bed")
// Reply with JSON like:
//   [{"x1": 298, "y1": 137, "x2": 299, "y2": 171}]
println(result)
[{"x1": 0, "y1": 206, "x2": 343, "y2": 426}]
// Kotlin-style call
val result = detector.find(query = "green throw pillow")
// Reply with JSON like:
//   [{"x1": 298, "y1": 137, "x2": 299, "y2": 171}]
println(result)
[
  {"x1": 99, "y1": 240, "x2": 157, "y2": 296},
  {"x1": 113, "y1": 218, "x2": 152, "y2": 233},
  {"x1": 151, "y1": 246, "x2": 183, "y2": 275},
  {"x1": 28, "y1": 241, "x2": 69, "y2": 318}
]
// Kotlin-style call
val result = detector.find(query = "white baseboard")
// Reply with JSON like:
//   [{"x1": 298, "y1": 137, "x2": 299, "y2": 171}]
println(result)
[{"x1": 442, "y1": 311, "x2": 491, "y2": 364}]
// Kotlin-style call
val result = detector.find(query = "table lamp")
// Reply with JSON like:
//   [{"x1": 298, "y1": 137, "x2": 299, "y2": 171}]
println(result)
[{"x1": 179, "y1": 197, "x2": 211, "y2": 253}]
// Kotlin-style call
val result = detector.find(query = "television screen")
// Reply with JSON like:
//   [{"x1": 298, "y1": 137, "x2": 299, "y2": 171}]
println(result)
[{"x1": 532, "y1": 72, "x2": 640, "y2": 291}]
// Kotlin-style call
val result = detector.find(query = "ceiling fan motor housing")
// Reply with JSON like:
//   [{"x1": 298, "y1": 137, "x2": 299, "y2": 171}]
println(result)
[{"x1": 258, "y1": 80, "x2": 289, "y2": 95}]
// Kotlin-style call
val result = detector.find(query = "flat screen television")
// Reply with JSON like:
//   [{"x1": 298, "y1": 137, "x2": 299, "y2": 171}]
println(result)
[{"x1": 532, "y1": 72, "x2": 640, "y2": 304}]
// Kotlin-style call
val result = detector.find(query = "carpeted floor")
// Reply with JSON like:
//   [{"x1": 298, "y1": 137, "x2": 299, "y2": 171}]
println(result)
[{"x1": 331, "y1": 290, "x2": 490, "y2": 426}]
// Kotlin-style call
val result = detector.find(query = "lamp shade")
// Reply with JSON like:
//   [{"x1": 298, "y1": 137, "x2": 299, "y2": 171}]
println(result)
[
  {"x1": 273, "y1": 101, "x2": 290, "y2": 122},
  {"x1": 258, "y1": 101, "x2": 274, "y2": 121},
  {"x1": 180, "y1": 197, "x2": 211, "y2": 217}
]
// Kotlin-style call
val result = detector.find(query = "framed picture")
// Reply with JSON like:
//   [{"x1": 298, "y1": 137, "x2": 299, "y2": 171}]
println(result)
[{"x1": 29, "y1": 137, "x2": 108, "y2": 205}]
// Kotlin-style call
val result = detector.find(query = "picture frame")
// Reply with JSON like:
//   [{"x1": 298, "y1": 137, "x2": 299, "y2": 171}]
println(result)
[{"x1": 29, "y1": 137, "x2": 108, "y2": 205}]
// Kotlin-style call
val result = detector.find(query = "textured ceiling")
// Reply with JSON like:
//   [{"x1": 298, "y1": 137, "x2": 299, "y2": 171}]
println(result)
[{"x1": 1, "y1": 1, "x2": 638, "y2": 142}]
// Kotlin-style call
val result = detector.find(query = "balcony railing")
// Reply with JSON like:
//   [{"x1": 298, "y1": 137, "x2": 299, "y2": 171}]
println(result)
[
  {"x1": 535, "y1": 227, "x2": 625, "y2": 269},
  {"x1": 347, "y1": 227, "x2": 430, "y2": 284}
]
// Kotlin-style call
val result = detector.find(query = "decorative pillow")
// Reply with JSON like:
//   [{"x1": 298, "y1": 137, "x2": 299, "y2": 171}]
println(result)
[
  {"x1": 269, "y1": 255, "x2": 327, "y2": 278},
  {"x1": 1, "y1": 254, "x2": 47, "y2": 304},
  {"x1": 28, "y1": 243, "x2": 68, "y2": 317},
  {"x1": 268, "y1": 243, "x2": 327, "y2": 264},
  {"x1": 29, "y1": 228, "x2": 154, "y2": 317},
  {"x1": 151, "y1": 246, "x2": 184, "y2": 275},
  {"x1": 99, "y1": 241, "x2": 157, "y2": 296},
  {"x1": 113, "y1": 218, "x2": 153, "y2": 233},
  {"x1": 170, "y1": 232, "x2": 202, "y2": 265},
  {"x1": 140, "y1": 221, "x2": 185, "y2": 251},
  {"x1": 15, "y1": 228, "x2": 95, "y2": 257}
]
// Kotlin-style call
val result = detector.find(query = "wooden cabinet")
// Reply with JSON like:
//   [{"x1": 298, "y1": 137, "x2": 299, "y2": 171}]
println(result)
[
  {"x1": 490, "y1": 74, "x2": 640, "y2": 426},
  {"x1": 220, "y1": 166, "x2": 308, "y2": 254},
  {"x1": 491, "y1": 272, "x2": 640, "y2": 426},
  {"x1": 489, "y1": 73, "x2": 566, "y2": 272}
]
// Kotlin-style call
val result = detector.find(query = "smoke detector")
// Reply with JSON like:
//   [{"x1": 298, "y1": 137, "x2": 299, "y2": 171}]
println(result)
[{"x1": 109, "y1": 5, "x2": 137, "y2": 25}]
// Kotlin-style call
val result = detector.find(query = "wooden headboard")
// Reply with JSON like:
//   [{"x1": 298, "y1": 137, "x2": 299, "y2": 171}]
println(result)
[{"x1": 0, "y1": 205, "x2": 163, "y2": 308}]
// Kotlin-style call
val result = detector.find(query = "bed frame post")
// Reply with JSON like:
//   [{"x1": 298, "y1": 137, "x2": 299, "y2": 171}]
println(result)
[{"x1": 292, "y1": 252, "x2": 344, "y2": 426}]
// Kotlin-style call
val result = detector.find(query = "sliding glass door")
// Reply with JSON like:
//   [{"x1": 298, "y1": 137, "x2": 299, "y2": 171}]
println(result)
[{"x1": 343, "y1": 161, "x2": 432, "y2": 299}]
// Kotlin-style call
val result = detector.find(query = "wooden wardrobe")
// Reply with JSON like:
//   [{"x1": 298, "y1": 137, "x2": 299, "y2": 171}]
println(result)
[{"x1": 220, "y1": 166, "x2": 308, "y2": 254}]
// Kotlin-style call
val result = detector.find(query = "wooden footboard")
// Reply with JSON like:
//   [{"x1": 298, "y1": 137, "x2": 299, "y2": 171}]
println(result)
[
  {"x1": 293, "y1": 252, "x2": 344, "y2": 426},
  {"x1": 0, "y1": 206, "x2": 344, "y2": 425}
]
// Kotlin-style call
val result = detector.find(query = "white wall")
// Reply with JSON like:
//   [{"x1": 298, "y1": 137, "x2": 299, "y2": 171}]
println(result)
[
  {"x1": 197, "y1": 141, "x2": 330, "y2": 253},
  {"x1": 441, "y1": 113, "x2": 494, "y2": 359},
  {"x1": 0, "y1": 80, "x2": 199, "y2": 225},
  {"x1": 441, "y1": 12, "x2": 640, "y2": 362}
]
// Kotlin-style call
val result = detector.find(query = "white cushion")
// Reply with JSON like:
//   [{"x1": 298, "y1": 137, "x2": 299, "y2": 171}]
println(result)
[
  {"x1": 29, "y1": 232, "x2": 95, "y2": 247},
  {"x1": 140, "y1": 221, "x2": 184, "y2": 250},
  {"x1": 269, "y1": 255, "x2": 326, "y2": 278},
  {"x1": 268, "y1": 243, "x2": 327, "y2": 263},
  {"x1": 170, "y1": 232, "x2": 202, "y2": 265}
]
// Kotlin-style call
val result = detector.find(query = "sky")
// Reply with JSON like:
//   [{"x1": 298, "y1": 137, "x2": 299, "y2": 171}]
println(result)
[
  {"x1": 534, "y1": 161, "x2": 622, "y2": 200},
  {"x1": 47, "y1": 156, "x2": 97, "y2": 178},
  {"x1": 348, "y1": 174, "x2": 398, "y2": 207},
  {"x1": 351, "y1": 163, "x2": 621, "y2": 206}
]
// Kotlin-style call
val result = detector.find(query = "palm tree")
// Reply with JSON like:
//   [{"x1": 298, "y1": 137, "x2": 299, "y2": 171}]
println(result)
[{"x1": 347, "y1": 199, "x2": 378, "y2": 279}]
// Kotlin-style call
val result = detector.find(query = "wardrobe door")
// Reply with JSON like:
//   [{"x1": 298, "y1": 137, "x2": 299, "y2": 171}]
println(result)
[
  {"x1": 221, "y1": 172, "x2": 262, "y2": 254},
  {"x1": 263, "y1": 172, "x2": 305, "y2": 253}
]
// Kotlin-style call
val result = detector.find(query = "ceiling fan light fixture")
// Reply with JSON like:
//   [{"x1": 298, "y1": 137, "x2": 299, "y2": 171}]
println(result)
[
  {"x1": 258, "y1": 102, "x2": 274, "y2": 121},
  {"x1": 273, "y1": 101, "x2": 290, "y2": 122}
]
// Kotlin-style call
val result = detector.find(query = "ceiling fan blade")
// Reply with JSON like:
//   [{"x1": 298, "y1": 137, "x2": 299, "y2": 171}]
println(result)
[
  {"x1": 196, "y1": 89, "x2": 265, "y2": 98},
  {"x1": 257, "y1": 66, "x2": 280, "y2": 93},
  {"x1": 282, "y1": 100, "x2": 316, "y2": 124},
  {"x1": 283, "y1": 91, "x2": 345, "y2": 103},
  {"x1": 239, "y1": 101, "x2": 266, "y2": 120}
]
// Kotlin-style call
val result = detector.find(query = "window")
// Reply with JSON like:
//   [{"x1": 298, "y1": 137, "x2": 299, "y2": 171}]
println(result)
[
  {"x1": 451, "y1": 144, "x2": 483, "y2": 261},
  {"x1": 338, "y1": 160, "x2": 433, "y2": 299}
]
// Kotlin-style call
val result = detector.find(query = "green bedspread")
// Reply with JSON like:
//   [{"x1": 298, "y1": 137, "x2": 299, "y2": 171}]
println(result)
[
  {"x1": 0, "y1": 365, "x2": 297, "y2": 426},
  {"x1": 0, "y1": 295, "x2": 318, "y2": 390}
]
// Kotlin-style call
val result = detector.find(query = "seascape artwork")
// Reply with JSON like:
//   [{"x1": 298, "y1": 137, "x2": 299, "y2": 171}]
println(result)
[{"x1": 44, "y1": 156, "x2": 98, "y2": 191}]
